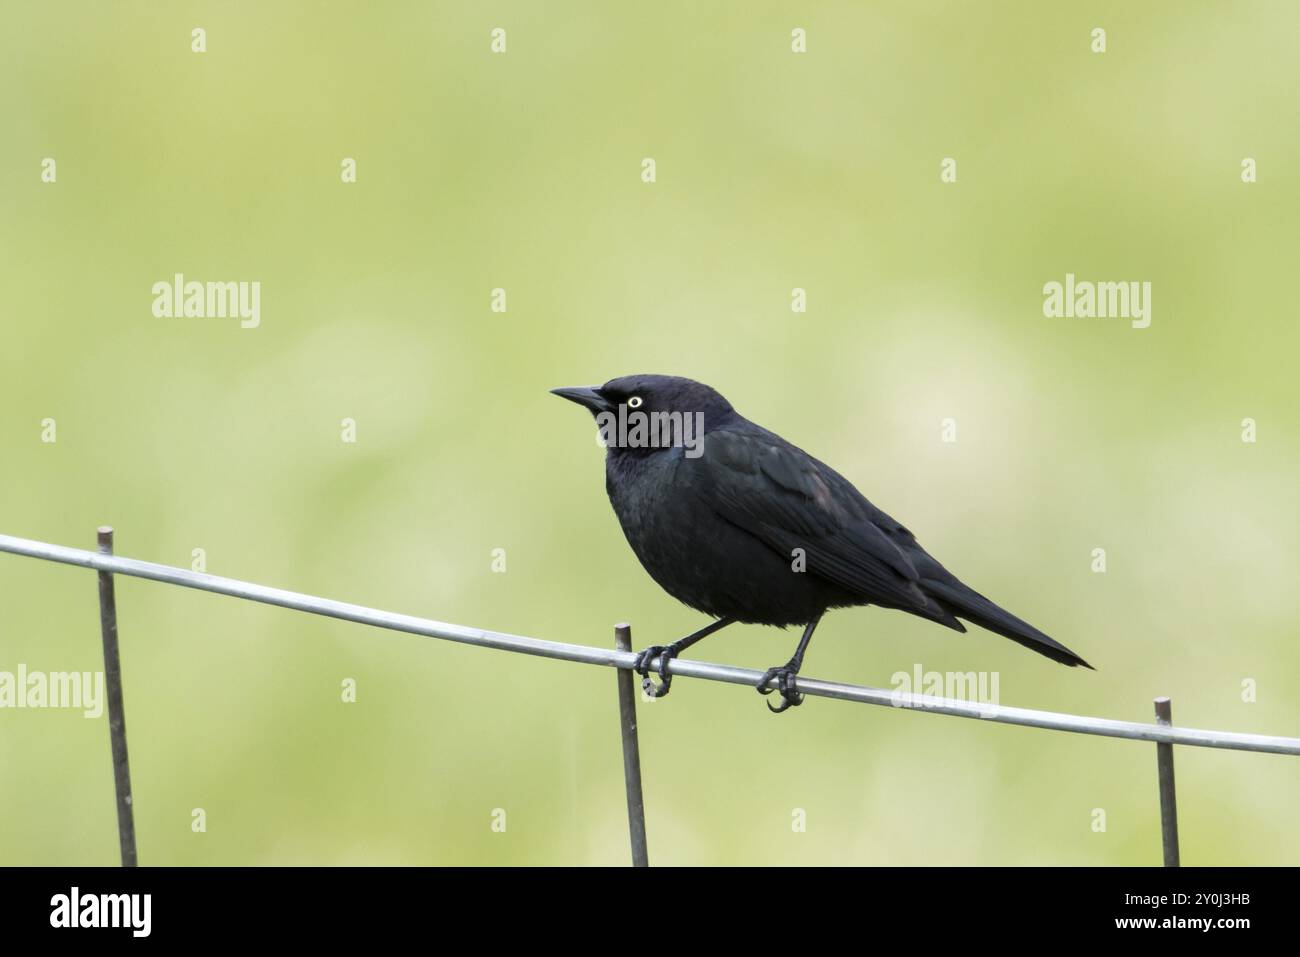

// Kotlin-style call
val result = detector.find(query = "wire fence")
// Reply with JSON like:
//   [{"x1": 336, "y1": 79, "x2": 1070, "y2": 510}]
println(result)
[{"x1": 2, "y1": 529, "x2": 1298, "y2": 867}]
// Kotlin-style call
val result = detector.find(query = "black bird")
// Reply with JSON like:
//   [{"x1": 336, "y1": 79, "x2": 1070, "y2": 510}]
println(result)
[{"x1": 552, "y1": 374, "x2": 1091, "y2": 712}]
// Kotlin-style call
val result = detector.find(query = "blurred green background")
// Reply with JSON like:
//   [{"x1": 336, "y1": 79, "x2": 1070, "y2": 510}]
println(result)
[{"x1": 2, "y1": 1, "x2": 1298, "y2": 866}]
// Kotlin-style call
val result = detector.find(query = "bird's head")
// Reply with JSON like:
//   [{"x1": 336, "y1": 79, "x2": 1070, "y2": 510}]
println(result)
[
  {"x1": 551, "y1": 375, "x2": 732, "y2": 418},
  {"x1": 550, "y1": 374, "x2": 734, "y2": 456}
]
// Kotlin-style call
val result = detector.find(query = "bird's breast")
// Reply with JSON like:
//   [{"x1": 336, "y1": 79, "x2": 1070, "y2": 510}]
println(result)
[{"x1": 602, "y1": 450, "x2": 841, "y2": 625}]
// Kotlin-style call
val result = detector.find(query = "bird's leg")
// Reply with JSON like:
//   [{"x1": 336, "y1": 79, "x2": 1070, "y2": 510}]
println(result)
[
  {"x1": 634, "y1": 616, "x2": 736, "y2": 698},
  {"x1": 757, "y1": 614, "x2": 823, "y2": 714}
]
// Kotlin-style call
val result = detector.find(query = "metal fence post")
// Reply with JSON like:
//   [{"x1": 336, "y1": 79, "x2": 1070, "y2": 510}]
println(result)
[
  {"x1": 1154, "y1": 696, "x2": 1179, "y2": 867},
  {"x1": 96, "y1": 527, "x2": 137, "y2": 867},
  {"x1": 614, "y1": 623, "x2": 649, "y2": 867}
]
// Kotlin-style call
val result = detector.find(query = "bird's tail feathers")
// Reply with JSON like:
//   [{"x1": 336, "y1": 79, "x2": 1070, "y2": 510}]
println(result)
[{"x1": 921, "y1": 579, "x2": 1093, "y2": 669}]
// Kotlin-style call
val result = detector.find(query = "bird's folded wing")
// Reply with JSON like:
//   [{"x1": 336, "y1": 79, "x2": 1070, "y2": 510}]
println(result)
[{"x1": 690, "y1": 428, "x2": 933, "y2": 612}]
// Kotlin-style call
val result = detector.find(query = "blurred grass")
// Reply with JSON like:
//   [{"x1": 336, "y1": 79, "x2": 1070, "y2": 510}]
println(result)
[{"x1": 1, "y1": 1, "x2": 1298, "y2": 865}]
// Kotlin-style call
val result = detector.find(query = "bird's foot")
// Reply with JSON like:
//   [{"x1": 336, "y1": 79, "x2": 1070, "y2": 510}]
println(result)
[
  {"x1": 633, "y1": 645, "x2": 677, "y2": 698},
  {"x1": 756, "y1": 663, "x2": 804, "y2": 714}
]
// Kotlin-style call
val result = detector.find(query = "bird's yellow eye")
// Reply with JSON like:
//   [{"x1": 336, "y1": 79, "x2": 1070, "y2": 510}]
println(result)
[{"x1": 627, "y1": 396, "x2": 644, "y2": 409}]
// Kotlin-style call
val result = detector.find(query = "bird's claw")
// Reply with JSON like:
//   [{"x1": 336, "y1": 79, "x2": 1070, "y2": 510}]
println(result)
[
  {"x1": 633, "y1": 645, "x2": 675, "y2": 698},
  {"x1": 757, "y1": 665, "x2": 804, "y2": 713}
]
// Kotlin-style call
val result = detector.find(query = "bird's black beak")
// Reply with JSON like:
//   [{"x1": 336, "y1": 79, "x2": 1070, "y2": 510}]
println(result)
[{"x1": 550, "y1": 385, "x2": 612, "y2": 415}]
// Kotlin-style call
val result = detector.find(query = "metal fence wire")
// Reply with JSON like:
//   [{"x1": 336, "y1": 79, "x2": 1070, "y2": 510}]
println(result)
[{"x1": 3, "y1": 529, "x2": 1298, "y2": 868}]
